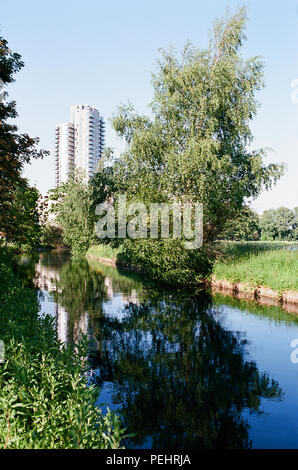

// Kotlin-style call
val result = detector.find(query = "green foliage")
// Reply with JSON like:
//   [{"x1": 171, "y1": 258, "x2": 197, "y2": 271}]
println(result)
[
  {"x1": 218, "y1": 206, "x2": 298, "y2": 242},
  {"x1": 216, "y1": 240, "x2": 297, "y2": 258},
  {"x1": 41, "y1": 223, "x2": 64, "y2": 248},
  {"x1": 291, "y1": 207, "x2": 298, "y2": 240},
  {"x1": 120, "y1": 238, "x2": 212, "y2": 286},
  {"x1": 89, "y1": 7, "x2": 284, "y2": 284},
  {"x1": 260, "y1": 207, "x2": 297, "y2": 241},
  {"x1": 50, "y1": 173, "x2": 95, "y2": 257},
  {"x1": 0, "y1": 249, "x2": 126, "y2": 448},
  {"x1": 3, "y1": 181, "x2": 42, "y2": 249},
  {"x1": 91, "y1": 164, "x2": 119, "y2": 209},
  {"x1": 110, "y1": 7, "x2": 284, "y2": 242},
  {"x1": 219, "y1": 206, "x2": 260, "y2": 241},
  {"x1": 0, "y1": 35, "x2": 48, "y2": 242},
  {"x1": 212, "y1": 292, "x2": 298, "y2": 326}
]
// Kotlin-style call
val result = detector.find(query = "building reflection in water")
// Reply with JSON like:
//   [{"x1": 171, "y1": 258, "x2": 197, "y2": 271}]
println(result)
[{"x1": 33, "y1": 254, "x2": 141, "y2": 347}]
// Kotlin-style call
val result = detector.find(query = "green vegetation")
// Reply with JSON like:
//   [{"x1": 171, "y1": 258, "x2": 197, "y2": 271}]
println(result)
[
  {"x1": 32, "y1": 253, "x2": 284, "y2": 449},
  {"x1": 215, "y1": 240, "x2": 297, "y2": 257},
  {"x1": 259, "y1": 207, "x2": 298, "y2": 241},
  {"x1": 49, "y1": 172, "x2": 95, "y2": 257},
  {"x1": 0, "y1": 32, "x2": 128, "y2": 450},
  {"x1": 219, "y1": 206, "x2": 261, "y2": 241},
  {"x1": 218, "y1": 206, "x2": 298, "y2": 242},
  {"x1": 87, "y1": 243, "x2": 124, "y2": 260},
  {"x1": 25, "y1": 7, "x2": 284, "y2": 285},
  {"x1": 86, "y1": 7, "x2": 284, "y2": 285},
  {"x1": 87, "y1": 258, "x2": 145, "y2": 297},
  {"x1": 214, "y1": 241, "x2": 298, "y2": 292},
  {"x1": 43, "y1": 8, "x2": 289, "y2": 288},
  {"x1": 40, "y1": 224, "x2": 64, "y2": 249},
  {"x1": 0, "y1": 249, "x2": 126, "y2": 448},
  {"x1": 88, "y1": 240, "x2": 298, "y2": 292},
  {"x1": 5, "y1": 181, "x2": 42, "y2": 251},
  {"x1": 87, "y1": 241, "x2": 212, "y2": 286},
  {"x1": 0, "y1": 35, "x2": 47, "y2": 247}
]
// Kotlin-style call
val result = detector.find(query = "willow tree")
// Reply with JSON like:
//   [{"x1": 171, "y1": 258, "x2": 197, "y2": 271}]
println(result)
[{"x1": 110, "y1": 6, "x2": 284, "y2": 244}]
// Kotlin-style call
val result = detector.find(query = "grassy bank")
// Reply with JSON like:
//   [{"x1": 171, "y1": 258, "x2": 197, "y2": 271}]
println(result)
[
  {"x1": 0, "y1": 248, "x2": 126, "y2": 449},
  {"x1": 87, "y1": 241, "x2": 298, "y2": 295},
  {"x1": 87, "y1": 244, "x2": 124, "y2": 260},
  {"x1": 87, "y1": 240, "x2": 212, "y2": 286},
  {"x1": 214, "y1": 241, "x2": 298, "y2": 292}
]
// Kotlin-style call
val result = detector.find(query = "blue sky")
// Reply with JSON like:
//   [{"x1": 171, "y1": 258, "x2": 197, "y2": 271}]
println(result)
[{"x1": 1, "y1": 0, "x2": 297, "y2": 212}]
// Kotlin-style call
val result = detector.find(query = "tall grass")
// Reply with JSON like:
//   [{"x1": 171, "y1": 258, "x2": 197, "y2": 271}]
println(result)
[
  {"x1": 214, "y1": 242, "x2": 298, "y2": 292},
  {"x1": 215, "y1": 240, "x2": 298, "y2": 259},
  {"x1": 0, "y1": 249, "x2": 126, "y2": 449}
]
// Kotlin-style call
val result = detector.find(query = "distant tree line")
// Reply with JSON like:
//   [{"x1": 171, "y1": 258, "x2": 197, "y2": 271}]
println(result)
[{"x1": 219, "y1": 206, "x2": 298, "y2": 241}]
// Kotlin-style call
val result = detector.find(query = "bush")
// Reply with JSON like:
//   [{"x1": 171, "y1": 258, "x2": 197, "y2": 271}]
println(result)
[{"x1": 120, "y1": 238, "x2": 213, "y2": 286}]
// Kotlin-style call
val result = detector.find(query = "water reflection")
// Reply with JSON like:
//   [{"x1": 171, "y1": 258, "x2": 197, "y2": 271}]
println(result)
[
  {"x1": 19, "y1": 252, "x2": 286, "y2": 449},
  {"x1": 93, "y1": 294, "x2": 282, "y2": 449}
]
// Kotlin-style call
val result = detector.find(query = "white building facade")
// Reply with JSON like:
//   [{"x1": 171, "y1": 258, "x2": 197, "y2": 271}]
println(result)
[{"x1": 55, "y1": 104, "x2": 105, "y2": 186}]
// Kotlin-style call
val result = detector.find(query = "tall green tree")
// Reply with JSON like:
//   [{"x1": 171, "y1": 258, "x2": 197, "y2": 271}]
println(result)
[
  {"x1": 6, "y1": 180, "x2": 41, "y2": 248},
  {"x1": 91, "y1": 7, "x2": 284, "y2": 284},
  {"x1": 260, "y1": 207, "x2": 296, "y2": 241},
  {"x1": 219, "y1": 205, "x2": 260, "y2": 241},
  {"x1": 0, "y1": 35, "x2": 48, "y2": 240},
  {"x1": 110, "y1": 6, "x2": 284, "y2": 244},
  {"x1": 50, "y1": 172, "x2": 95, "y2": 257}
]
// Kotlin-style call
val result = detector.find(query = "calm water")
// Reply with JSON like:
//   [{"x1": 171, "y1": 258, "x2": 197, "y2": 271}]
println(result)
[{"x1": 18, "y1": 252, "x2": 298, "y2": 449}]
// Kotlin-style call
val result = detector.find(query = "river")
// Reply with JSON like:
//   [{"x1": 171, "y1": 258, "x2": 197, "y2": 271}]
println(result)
[{"x1": 17, "y1": 251, "x2": 298, "y2": 449}]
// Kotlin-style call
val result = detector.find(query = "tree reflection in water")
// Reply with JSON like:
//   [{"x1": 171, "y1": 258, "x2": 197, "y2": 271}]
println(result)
[{"x1": 47, "y1": 256, "x2": 283, "y2": 449}]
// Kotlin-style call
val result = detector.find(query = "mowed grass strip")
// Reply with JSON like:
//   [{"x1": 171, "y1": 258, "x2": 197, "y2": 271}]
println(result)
[{"x1": 214, "y1": 247, "x2": 298, "y2": 292}]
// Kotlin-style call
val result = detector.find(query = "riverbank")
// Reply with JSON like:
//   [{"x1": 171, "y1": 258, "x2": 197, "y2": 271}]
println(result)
[
  {"x1": 211, "y1": 278, "x2": 298, "y2": 314},
  {"x1": 213, "y1": 241, "x2": 298, "y2": 311},
  {"x1": 86, "y1": 242, "x2": 298, "y2": 312},
  {"x1": 214, "y1": 241, "x2": 298, "y2": 291},
  {"x1": 87, "y1": 244, "x2": 147, "y2": 273}
]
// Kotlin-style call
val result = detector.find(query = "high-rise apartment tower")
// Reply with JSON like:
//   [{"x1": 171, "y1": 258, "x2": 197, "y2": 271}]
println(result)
[{"x1": 55, "y1": 105, "x2": 105, "y2": 185}]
